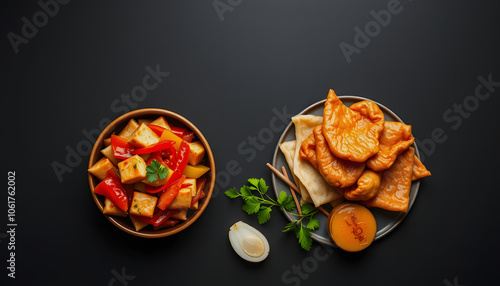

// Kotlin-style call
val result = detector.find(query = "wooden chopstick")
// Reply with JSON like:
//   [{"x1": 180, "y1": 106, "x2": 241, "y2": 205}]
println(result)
[
  {"x1": 281, "y1": 166, "x2": 302, "y2": 215},
  {"x1": 267, "y1": 162, "x2": 331, "y2": 217}
]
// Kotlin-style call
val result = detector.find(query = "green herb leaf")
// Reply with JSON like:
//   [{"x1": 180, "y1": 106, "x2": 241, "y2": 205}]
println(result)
[
  {"x1": 257, "y1": 207, "x2": 272, "y2": 224},
  {"x1": 298, "y1": 226, "x2": 313, "y2": 251},
  {"x1": 258, "y1": 178, "x2": 268, "y2": 194},
  {"x1": 283, "y1": 221, "x2": 298, "y2": 233},
  {"x1": 301, "y1": 203, "x2": 316, "y2": 216},
  {"x1": 146, "y1": 160, "x2": 168, "y2": 182},
  {"x1": 225, "y1": 187, "x2": 240, "y2": 198},
  {"x1": 242, "y1": 198, "x2": 260, "y2": 215},
  {"x1": 247, "y1": 178, "x2": 260, "y2": 191},
  {"x1": 240, "y1": 185, "x2": 253, "y2": 199},
  {"x1": 277, "y1": 191, "x2": 296, "y2": 211},
  {"x1": 306, "y1": 218, "x2": 320, "y2": 231}
]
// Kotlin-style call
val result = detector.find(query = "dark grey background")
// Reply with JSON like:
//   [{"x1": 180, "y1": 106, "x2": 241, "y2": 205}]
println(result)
[{"x1": 2, "y1": 0, "x2": 499, "y2": 285}]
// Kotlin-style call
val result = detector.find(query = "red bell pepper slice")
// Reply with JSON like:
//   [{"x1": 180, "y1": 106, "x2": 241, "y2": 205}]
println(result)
[
  {"x1": 160, "y1": 145, "x2": 177, "y2": 169},
  {"x1": 94, "y1": 176, "x2": 128, "y2": 212},
  {"x1": 191, "y1": 178, "x2": 206, "y2": 207},
  {"x1": 165, "y1": 141, "x2": 190, "y2": 186},
  {"x1": 132, "y1": 140, "x2": 175, "y2": 155},
  {"x1": 153, "y1": 219, "x2": 180, "y2": 230},
  {"x1": 106, "y1": 169, "x2": 134, "y2": 207},
  {"x1": 139, "y1": 209, "x2": 177, "y2": 227},
  {"x1": 147, "y1": 124, "x2": 168, "y2": 137},
  {"x1": 111, "y1": 135, "x2": 136, "y2": 160},
  {"x1": 170, "y1": 126, "x2": 194, "y2": 142},
  {"x1": 157, "y1": 175, "x2": 186, "y2": 210}
]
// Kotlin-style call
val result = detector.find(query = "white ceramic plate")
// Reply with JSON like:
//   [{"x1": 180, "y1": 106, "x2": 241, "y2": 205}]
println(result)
[{"x1": 271, "y1": 96, "x2": 421, "y2": 247}]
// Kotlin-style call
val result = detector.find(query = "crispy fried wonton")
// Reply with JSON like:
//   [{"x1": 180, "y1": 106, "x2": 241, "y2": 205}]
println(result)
[
  {"x1": 412, "y1": 155, "x2": 431, "y2": 181},
  {"x1": 340, "y1": 169, "x2": 382, "y2": 201},
  {"x1": 299, "y1": 133, "x2": 319, "y2": 170},
  {"x1": 313, "y1": 125, "x2": 365, "y2": 188},
  {"x1": 363, "y1": 147, "x2": 415, "y2": 212},
  {"x1": 366, "y1": 121, "x2": 415, "y2": 171},
  {"x1": 322, "y1": 90, "x2": 385, "y2": 162}
]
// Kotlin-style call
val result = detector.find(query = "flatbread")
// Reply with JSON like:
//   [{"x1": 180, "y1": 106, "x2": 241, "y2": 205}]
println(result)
[
  {"x1": 279, "y1": 140, "x2": 312, "y2": 204},
  {"x1": 292, "y1": 115, "x2": 342, "y2": 207}
]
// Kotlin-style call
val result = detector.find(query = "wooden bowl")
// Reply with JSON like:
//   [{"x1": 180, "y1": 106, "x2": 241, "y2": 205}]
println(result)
[{"x1": 88, "y1": 108, "x2": 216, "y2": 238}]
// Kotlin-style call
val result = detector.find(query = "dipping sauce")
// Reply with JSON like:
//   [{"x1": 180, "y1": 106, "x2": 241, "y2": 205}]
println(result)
[{"x1": 327, "y1": 203, "x2": 377, "y2": 252}]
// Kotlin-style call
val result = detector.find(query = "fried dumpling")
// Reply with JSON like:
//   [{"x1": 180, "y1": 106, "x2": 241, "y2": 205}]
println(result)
[
  {"x1": 340, "y1": 169, "x2": 382, "y2": 201},
  {"x1": 299, "y1": 133, "x2": 319, "y2": 170},
  {"x1": 366, "y1": 121, "x2": 415, "y2": 171},
  {"x1": 313, "y1": 125, "x2": 365, "y2": 188},
  {"x1": 322, "y1": 90, "x2": 385, "y2": 162},
  {"x1": 411, "y1": 155, "x2": 431, "y2": 181},
  {"x1": 363, "y1": 147, "x2": 415, "y2": 212}
]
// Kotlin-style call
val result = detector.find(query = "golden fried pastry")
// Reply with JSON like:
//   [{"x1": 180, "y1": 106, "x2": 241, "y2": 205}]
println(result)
[
  {"x1": 313, "y1": 125, "x2": 365, "y2": 188},
  {"x1": 366, "y1": 121, "x2": 415, "y2": 171},
  {"x1": 412, "y1": 155, "x2": 431, "y2": 180},
  {"x1": 323, "y1": 90, "x2": 385, "y2": 162},
  {"x1": 299, "y1": 133, "x2": 319, "y2": 170},
  {"x1": 340, "y1": 169, "x2": 382, "y2": 201},
  {"x1": 363, "y1": 147, "x2": 415, "y2": 212}
]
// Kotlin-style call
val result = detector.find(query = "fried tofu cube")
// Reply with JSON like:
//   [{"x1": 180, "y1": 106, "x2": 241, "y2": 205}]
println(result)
[
  {"x1": 88, "y1": 157, "x2": 117, "y2": 180},
  {"x1": 101, "y1": 145, "x2": 120, "y2": 166},
  {"x1": 167, "y1": 188, "x2": 192, "y2": 210},
  {"x1": 127, "y1": 123, "x2": 160, "y2": 148},
  {"x1": 188, "y1": 141, "x2": 205, "y2": 166},
  {"x1": 138, "y1": 118, "x2": 153, "y2": 125},
  {"x1": 118, "y1": 119, "x2": 139, "y2": 139},
  {"x1": 170, "y1": 208, "x2": 188, "y2": 221},
  {"x1": 182, "y1": 178, "x2": 198, "y2": 209},
  {"x1": 118, "y1": 155, "x2": 147, "y2": 184},
  {"x1": 103, "y1": 198, "x2": 127, "y2": 217},
  {"x1": 104, "y1": 137, "x2": 112, "y2": 147},
  {"x1": 130, "y1": 214, "x2": 149, "y2": 231},
  {"x1": 130, "y1": 192, "x2": 158, "y2": 218},
  {"x1": 149, "y1": 116, "x2": 171, "y2": 131}
]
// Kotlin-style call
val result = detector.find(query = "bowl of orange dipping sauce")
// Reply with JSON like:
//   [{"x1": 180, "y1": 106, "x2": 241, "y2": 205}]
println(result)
[{"x1": 327, "y1": 203, "x2": 377, "y2": 252}]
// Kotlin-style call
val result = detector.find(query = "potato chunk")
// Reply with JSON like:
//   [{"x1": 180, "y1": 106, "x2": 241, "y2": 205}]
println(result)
[
  {"x1": 127, "y1": 123, "x2": 160, "y2": 148},
  {"x1": 149, "y1": 116, "x2": 171, "y2": 131},
  {"x1": 188, "y1": 141, "x2": 205, "y2": 166},
  {"x1": 103, "y1": 198, "x2": 127, "y2": 217},
  {"x1": 118, "y1": 119, "x2": 139, "y2": 139},
  {"x1": 118, "y1": 155, "x2": 147, "y2": 184},
  {"x1": 88, "y1": 157, "x2": 117, "y2": 181},
  {"x1": 130, "y1": 192, "x2": 158, "y2": 218}
]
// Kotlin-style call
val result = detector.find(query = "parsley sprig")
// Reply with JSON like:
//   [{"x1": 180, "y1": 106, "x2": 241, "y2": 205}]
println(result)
[
  {"x1": 146, "y1": 159, "x2": 168, "y2": 182},
  {"x1": 283, "y1": 203, "x2": 320, "y2": 251},
  {"x1": 225, "y1": 178, "x2": 296, "y2": 224}
]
